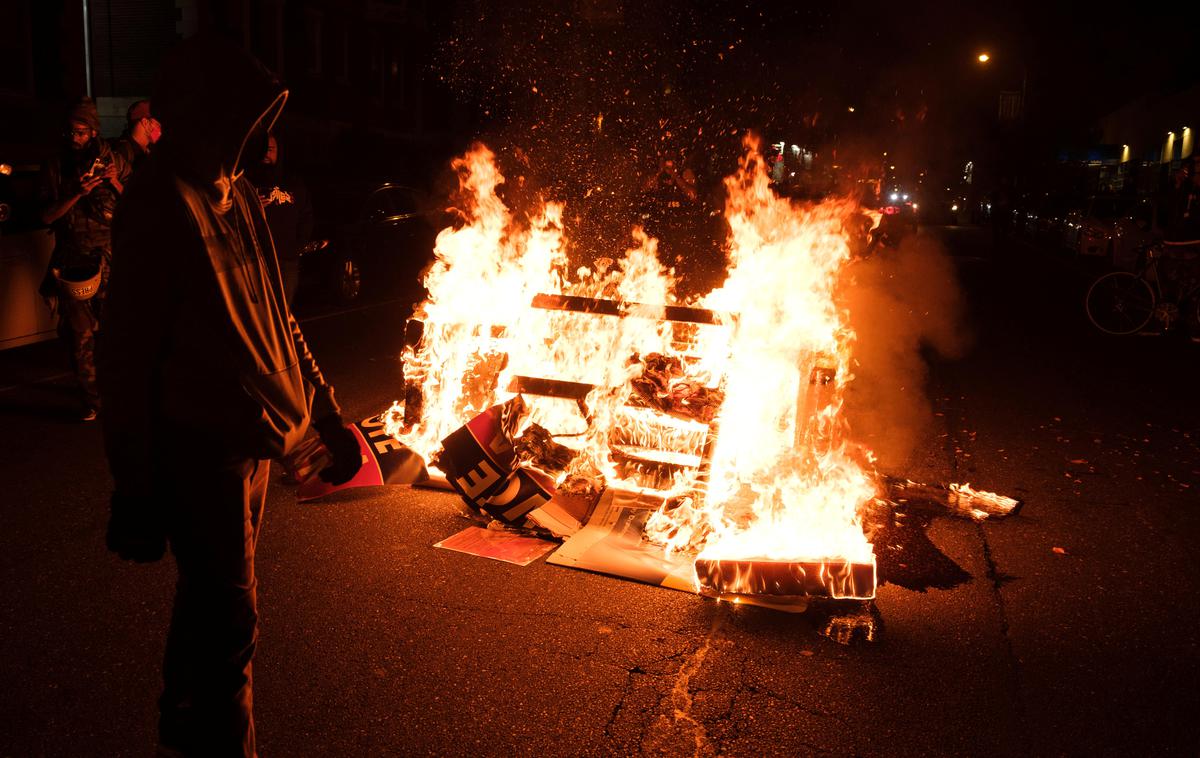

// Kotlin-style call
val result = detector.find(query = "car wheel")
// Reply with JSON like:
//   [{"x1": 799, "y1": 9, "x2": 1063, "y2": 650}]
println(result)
[{"x1": 338, "y1": 258, "x2": 362, "y2": 303}]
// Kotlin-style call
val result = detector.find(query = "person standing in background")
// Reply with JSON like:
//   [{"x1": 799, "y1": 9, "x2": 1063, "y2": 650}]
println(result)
[
  {"x1": 248, "y1": 133, "x2": 313, "y2": 306},
  {"x1": 113, "y1": 99, "x2": 162, "y2": 173},
  {"x1": 38, "y1": 97, "x2": 129, "y2": 421}
]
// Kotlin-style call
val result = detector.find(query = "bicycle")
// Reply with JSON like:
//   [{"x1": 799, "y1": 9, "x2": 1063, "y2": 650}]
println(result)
[{"x1": 1085, "y1": 240, "x2": 1200, "y2": 336}]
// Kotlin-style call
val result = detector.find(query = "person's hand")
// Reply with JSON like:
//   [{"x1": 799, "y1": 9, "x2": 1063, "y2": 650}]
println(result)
[
  {"x1": 102, "y1": 162, "x2": 124, "y2": 193},
  {"x1": 313, "y1": 415, "x2": 363, "y2": 485},
  {"x1": 79, "y1": 175, "x2": 105, "y2": 195},
  {"x1": 106, "y1": 492, "x2": 167, "y2": 563}
]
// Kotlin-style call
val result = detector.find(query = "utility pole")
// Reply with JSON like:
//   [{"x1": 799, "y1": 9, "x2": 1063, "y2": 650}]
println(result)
[{"x1": 82, "y1": 0, "x2": 93, "y2": 97}]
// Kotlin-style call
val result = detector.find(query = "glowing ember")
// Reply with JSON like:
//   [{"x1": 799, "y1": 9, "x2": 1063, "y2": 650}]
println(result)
[{"x1": 389, "y1": 135, "x2": 879, "y2": 597}]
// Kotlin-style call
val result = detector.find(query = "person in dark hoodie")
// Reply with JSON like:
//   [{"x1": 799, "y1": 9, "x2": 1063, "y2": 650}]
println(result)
[{"x1": 98, "y1": 36, "x2": 362, "y2": 757}]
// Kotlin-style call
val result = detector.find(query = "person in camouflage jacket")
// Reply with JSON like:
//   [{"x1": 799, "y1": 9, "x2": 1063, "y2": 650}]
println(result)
[{"x1": 39, "y1": 97, "x2": 130, "y2": 420}]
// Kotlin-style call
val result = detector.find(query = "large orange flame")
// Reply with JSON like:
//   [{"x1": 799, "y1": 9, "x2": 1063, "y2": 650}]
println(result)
[
  {"x1": 391, "y1": 136, "x2": 876, "y2": 574},
  {"x1": 673, "y1": 136, "x2": 876, "y2": 565}
]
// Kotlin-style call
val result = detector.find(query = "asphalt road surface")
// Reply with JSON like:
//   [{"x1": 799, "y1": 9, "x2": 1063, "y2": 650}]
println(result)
[{"x1": 1, "y1": 226, "x2": 1198, "y2": 757}]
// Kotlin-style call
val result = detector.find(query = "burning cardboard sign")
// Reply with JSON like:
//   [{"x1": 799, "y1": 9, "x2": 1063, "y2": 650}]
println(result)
[{"x1": 436, "y1": 395, "x2": 593, "y2": 536}]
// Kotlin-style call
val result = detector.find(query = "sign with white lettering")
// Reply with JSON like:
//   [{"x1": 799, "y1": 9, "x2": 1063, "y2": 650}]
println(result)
[{"x1": 295, "y1": 411, "x2": 428, "y2": 501}]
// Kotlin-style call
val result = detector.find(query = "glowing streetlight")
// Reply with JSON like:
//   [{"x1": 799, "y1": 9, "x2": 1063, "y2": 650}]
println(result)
[{"x1": 977, "y1": 52, "x2": 990, "y2": 63}]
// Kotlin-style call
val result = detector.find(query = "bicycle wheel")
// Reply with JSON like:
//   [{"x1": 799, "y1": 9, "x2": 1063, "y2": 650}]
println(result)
[{"x1": 1085, "y1": 272, "x2": 1155, "y2": 335}]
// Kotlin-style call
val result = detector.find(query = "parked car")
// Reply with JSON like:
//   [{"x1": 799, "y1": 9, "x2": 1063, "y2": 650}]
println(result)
[
  {"x1": 298, "y1": 182, "x2": 441, "y2": 309},
  {"x1": 1033, "y1": 196, "x2": 1071, "y2": 244},
  {"x1": 1008, "y1": 193, "x2": 1062, "y2": 244},
  {"x1": 1061, "y1": 194, "x2": 1154, "y2": 267}
]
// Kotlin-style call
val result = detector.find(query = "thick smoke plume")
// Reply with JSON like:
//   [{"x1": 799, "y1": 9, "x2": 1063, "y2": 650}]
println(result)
[{"x1": 839, "y1": 235, "x2": 971, "y2": 472}]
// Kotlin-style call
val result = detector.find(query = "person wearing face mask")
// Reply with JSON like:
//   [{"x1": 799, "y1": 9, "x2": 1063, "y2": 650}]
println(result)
[
  {"x1": 98, "y1": 35, "x2": 362, "y2": 757},
  {"x1": 113, "y1": 99, "x2": 162, "y2": 173}
]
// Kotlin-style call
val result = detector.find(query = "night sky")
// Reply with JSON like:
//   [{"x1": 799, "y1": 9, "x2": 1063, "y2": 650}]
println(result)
[
  {"x1": 437, "y1": 0, "x2": 1195, "y2": 154},
  {"x1": 425, "y1": 0, "x2": 1196, "y2": 260}
]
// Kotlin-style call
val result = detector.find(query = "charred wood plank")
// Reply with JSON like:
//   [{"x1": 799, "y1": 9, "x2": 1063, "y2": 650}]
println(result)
[
  {"x1": 694, "y1": 557, "x2": 877, "y2": 600},
  {"x1": 530, "y1": 293, "x2": 732, "y2": 326},
  {"x1": 506, "y1": 375, "x2": 595, "y2": 401}
]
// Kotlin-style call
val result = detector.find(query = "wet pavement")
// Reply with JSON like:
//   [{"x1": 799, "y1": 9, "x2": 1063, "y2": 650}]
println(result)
[{"x1": 1, "y1": 226, "x2": 1198, "y2": 756}]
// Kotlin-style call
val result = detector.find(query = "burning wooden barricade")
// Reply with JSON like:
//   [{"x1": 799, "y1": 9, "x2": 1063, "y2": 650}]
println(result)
[
  {"x1": 400, "y1": 291, "x2": 733, "y2": 527},
  {"x1": 292, "y1": 141, "x2": 1024, "y2": 624},
  {"x1": 392, "y1": 287, "x2": 904, "y2": 606}
]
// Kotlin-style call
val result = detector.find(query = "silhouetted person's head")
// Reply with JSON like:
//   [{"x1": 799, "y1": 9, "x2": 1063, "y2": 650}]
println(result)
[
  {"x1": 126, "y1": 100, "x2": 162, "y2": 150},
  {"x1": 66, "y1": 98, "x2": 100, "y2": 152}
]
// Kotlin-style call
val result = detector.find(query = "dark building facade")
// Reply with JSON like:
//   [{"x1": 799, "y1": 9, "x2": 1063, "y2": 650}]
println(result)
[{"x1": 1, "y1": 0, "x2": 471, "y2": 180}]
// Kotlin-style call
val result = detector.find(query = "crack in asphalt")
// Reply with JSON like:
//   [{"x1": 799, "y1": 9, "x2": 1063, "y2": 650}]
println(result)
[
  {"x1": 717, "y1": 684, "x2": 844, "y2": 757},
  {"x1": 638, "y1": 615, "x2": 725, "y2": 757},
  {"x1": 665, "y1": 615, "x2": 844, "y2": 757},
  {"x1": 602, "y1": 667, "x2": 639, "y2": 743},
  {"x1": 379, "y1": 592, "x2": 732, "y2": 753},
  {"x1": 978, "y1": 524, "x2": 1032, "y2": 757},
  {"x1": 943, "y1": 374, "x2": 1032, "y2": 757},
  {"x1": 744, "y1": 683, "x2": 853, "y2": 731},
  {"x1": 601, "y1": 648, "x2": 692, "y2": 745}
]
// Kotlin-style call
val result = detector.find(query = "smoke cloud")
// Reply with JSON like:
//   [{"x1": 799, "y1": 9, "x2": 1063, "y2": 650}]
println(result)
[{"x1": 839, "y1": 234, "x2": 971, "y2": 472}]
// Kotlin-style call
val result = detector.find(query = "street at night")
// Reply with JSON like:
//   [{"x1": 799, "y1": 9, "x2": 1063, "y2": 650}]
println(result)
[
  {"x1": 3, "y1": 1, "x2": 1200, "y2": 756},
  {"x1": 3, "y1": 228, "x2": 1198, "y2": 756}
]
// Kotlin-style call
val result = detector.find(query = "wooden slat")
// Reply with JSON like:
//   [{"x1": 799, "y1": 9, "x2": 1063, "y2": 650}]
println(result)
[
  {"x1": 694, "y1": 557, "x2": 877, "y2": 600},
  {"x1": 506, "y1": 375, "x2": 595, "y2": 400},
  {"x1": 530, "y1": 293, "x2": 732, "y2": 326}
]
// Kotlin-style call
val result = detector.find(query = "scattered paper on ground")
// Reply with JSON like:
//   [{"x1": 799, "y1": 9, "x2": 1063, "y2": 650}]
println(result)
[
  {"x1": 548, "y1": 489, "x2": 698, "y2": 590},
  {"x1": 548, "y1": 490, "x2": 810, "y2": 612},
  {"x1": 434, "y1": 526, "x2": 558, "y2": 566}
]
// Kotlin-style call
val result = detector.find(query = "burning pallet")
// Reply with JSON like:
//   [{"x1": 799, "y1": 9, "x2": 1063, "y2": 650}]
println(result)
[
  {"x1": 403, "y1": 292, "x2": 734, "y2": 489},
  {"x1": 403, "y1": 291, "x2": 890, "y2": 602}
]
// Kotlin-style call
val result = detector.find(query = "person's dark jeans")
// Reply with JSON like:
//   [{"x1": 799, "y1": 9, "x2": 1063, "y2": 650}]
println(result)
[
  {"x1": 158, "y1": 457, "x2": 269, "y2": 758},
  {"x1": 58, "y1": 289, "x2": 104, "y2": 411}
]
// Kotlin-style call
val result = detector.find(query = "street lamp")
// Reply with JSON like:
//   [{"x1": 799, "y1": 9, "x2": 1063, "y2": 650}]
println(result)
[{"x1": 975, "y1": 51, "x2": 1027, "y2": 120}]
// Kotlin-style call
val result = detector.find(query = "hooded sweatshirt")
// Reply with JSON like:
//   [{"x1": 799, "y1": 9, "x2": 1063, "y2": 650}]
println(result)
[{"x1": 100, "y1": 35, "x2": 339, "y2": 498}]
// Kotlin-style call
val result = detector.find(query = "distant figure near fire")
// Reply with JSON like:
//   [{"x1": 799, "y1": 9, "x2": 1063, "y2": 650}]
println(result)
[
  {"x1": 98, "y1": 36, "x2": 362, "y2": 757},
  {"x1": 38, "y1": 97, "x2": 130, "y2": 421}
]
